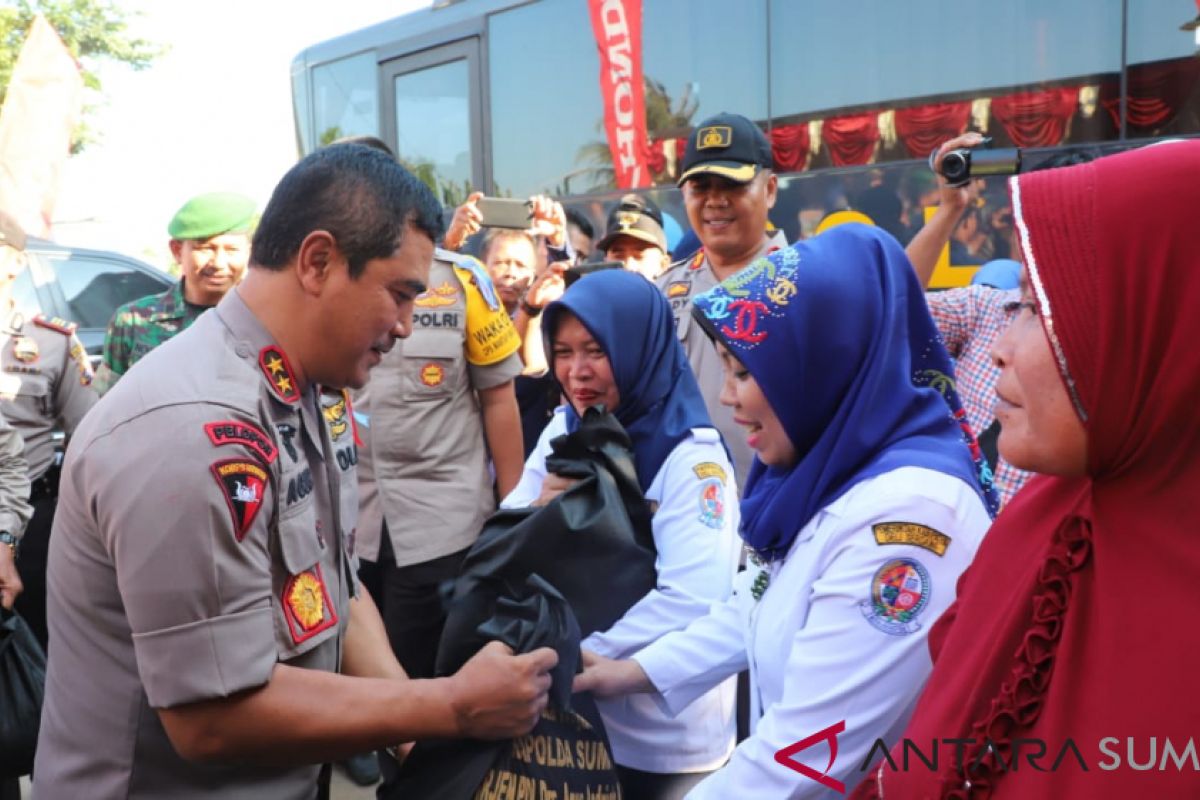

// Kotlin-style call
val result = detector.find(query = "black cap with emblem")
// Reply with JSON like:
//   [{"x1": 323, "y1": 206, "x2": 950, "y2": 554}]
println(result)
[
  {"x1": 0, "y1": 211, "x2": 27, "y2": 252},
  {"x1": 596, "y1": 193, "x2": 668, "y2": 252},
  {"x1": 677, "y1": 112, "x2": 774, "y2": 187}
]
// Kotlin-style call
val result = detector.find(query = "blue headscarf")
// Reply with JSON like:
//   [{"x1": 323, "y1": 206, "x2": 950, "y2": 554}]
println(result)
[
  {"x1": 971, "y1": 258, "x2": 1022, "y2": 290},
  {"x1": 543, "y1": 270, "x2": 714, "y2": 492},
  {"x1": 692, "y1": 224, "x2": 998, "y2": 562}
]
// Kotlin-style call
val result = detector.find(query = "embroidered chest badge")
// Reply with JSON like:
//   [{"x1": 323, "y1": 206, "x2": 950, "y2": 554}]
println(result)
[
  {"x1": 860, "y1": 558, "x2": 931, "y2": 636},
  {"x1": 259, "y1": 345, "x2": 300, "y2": 403},
  {"x1": 415, "y1": 281, "x2": 460, "y2": 308},
  {"x1": 322, "y1": 393, "x2": 349, "y2": 441},
  {"x1": 420, "y1": 362, "x2": 445, "y2": 387},
  {"x1": 282, "y1": 565, "x2": 338, "y2": 644},
  {"x1": 11, "y1": 336, "x2": 38, "y2": 363},
  {"x1": 210, "y1": 459, "x2": 268, "y2": 541}
]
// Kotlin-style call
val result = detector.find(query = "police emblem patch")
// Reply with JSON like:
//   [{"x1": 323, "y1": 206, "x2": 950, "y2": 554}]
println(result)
[
  {"x1": 697, "y1": 125, "x2": 732, "y2": 149},
  {"x1": 860, "y1": 558, "x2": 931, "y2": 636},
  {"x1": 282, "y1": 565, "x2": 337, "y2": 644},
  {"x1": 666, "y1": 281, "x2": 690, "y2": 299},
  {"x1": 11, "y1": 336, "x2": 38, "y2": 363},
  {"x1": 698, "y1": 477, "x2": 725, "y2": 529},
  {"x1": 210, "y1": 458, "x2": 268, "y2": 542},
  {"x1": 420, "y1": 362, "x2": 445, "y2": 387}
]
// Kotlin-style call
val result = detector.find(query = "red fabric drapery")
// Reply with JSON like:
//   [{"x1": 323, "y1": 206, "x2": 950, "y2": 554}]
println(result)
[
  {"x1": 1100, "y1": 57, "x2": 1200, "y2": 134},
  {"x1": 893, "y1": 101, "x2": 972, "y2": 158},
  {"x1": 769, "y1": 123, "x2": 810, "y2": 172},
  {"x1": 822, "y1": 113, "x2": 880, "y2": 167},
  {"x1": 990, "y1": 87, "x2": 1078, "y2": 148},
  {"x1": 645, "y1": 138, "x2": 666, "y2": 174}
]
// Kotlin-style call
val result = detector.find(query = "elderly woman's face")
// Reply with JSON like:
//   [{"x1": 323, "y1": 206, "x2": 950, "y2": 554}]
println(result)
[
  {"x1": 716, "y1": 342, "x2": 797, "y2": 469},
  {"x1": 551, "y1": 313, "x2": 620, "y2": 416},
  {"x1": 991, "y1": 271, "x2": 1088, "y2": 476}
]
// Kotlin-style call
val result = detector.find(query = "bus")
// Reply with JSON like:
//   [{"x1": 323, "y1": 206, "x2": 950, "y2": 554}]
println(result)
[{"x1": 291, "y1": 0, "x2": 1200, "y2": 286}]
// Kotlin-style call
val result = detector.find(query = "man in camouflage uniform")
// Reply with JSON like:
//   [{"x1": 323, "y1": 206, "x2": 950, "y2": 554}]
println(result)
[
  {"x1": 94, "y1": 191, "x2": 255, "y2": 394},
  {"x1": 0, "y1": 210, "x2": 97, "y2": 649}
]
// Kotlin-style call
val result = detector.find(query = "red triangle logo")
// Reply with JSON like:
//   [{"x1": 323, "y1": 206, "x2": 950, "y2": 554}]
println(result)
[{"x1": 774, "y1": 720, "x2": 847, "y2": 793}]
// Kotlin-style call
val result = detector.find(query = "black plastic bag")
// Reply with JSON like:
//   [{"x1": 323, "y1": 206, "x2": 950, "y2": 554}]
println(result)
[
  {"x1": 435, "y1": 407, "x2": 656, "y2": 681},
  {"x1": 0, "y1": 608, "x2": 46, "y2": 778}
]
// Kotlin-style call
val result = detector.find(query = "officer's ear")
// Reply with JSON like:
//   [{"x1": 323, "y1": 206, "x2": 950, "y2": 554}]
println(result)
[{"x1": 294, "y1": 230, "x2": 343, "y2": 296}]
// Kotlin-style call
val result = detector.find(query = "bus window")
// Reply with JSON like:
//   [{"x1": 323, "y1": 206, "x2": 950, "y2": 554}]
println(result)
[
  {"x1": 393, "y1": 59, "x2": 472, "y2": 205},
  {"x1": 312, "y1": 51, "x2": 379, "y2": 147}
]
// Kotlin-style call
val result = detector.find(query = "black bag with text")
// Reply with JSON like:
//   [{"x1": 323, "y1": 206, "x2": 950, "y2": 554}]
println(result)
[{"x1": 0, "y1": 609, "x2": 46, "y2": 778}]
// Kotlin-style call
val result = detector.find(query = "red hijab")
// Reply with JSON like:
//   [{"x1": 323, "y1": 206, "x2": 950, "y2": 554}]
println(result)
[{"x1": 855, "y1": 141, "x2": 1200, "y2": 798}]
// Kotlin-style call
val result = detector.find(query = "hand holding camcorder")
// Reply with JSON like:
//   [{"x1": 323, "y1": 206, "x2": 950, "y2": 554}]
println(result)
[{"x1": 932, "y1": 137, "x2": 1022, "y2": 187}]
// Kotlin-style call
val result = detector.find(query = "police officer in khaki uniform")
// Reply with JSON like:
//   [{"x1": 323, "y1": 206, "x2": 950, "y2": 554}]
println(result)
[
  {"x1": 0, "y1": 412, "x2": 32, "y2": 610},
  {"x1": 0, "y1": 210, "x2": 97, "y2": 649},
  {"x1": 656, "y1": 113, "x2": 788, "y2": 491},
  {"x1": 34, "y1": 144, "x2": 556, "y2": 799}
]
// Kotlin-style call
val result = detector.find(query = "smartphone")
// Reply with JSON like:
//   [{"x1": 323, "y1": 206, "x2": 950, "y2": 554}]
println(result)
[
  {"x1": 565, "y1": 260, "x2": 624, "y2": 287},
  {"x1": 476, "y1": 197, "x2": 532, "y2": 229}
]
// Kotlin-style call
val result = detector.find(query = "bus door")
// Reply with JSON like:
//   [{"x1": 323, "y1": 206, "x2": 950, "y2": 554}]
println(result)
[{"x1": 381, "y1": 38, "x2": 485, "y2": 207}]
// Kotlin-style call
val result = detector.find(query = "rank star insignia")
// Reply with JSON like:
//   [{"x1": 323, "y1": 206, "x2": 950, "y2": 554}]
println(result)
[
  {"x1": 259, "y1": 345, "x2": 300, "y2": 403},
  {"x1": 282, "y1": 566, "x2": 337, "y2": 644},
  {"x1": 11, "y1": 336, "x2": 38, "y2": 363}
]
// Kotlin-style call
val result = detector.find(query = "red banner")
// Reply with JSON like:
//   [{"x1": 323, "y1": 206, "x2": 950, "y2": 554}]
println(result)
[{"x1": 588, "y1": 0, "x2": 650, "y2": 189}]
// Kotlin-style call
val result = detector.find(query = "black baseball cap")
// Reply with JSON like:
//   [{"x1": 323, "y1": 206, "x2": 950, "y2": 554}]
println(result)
[
  {"x1": 0, "y1": 211, "x2": 26, "y2": 251},
  {"x1": 596, "y1": 194, "x2": 668, "y2": 252},
  {"x1": 677, "y1": 112, "x2": 774, "y2": 186}
]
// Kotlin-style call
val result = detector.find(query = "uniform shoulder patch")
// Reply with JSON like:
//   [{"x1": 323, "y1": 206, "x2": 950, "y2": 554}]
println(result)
[
  {"x1": 32, "y1": 314, "x2": 76, "y2": 335},
  {"x1": 872, "y1": 522, "x2": 950, "y2": 557},
  {"x1": 692, "y1": 461, "x2": 728, "y2": 482},
  {"x1": 204, "y1": 420, "x2": 278, "y2": 464},
  {"x1": 859, "y1": 558, "x2": 931, "y2": 636},
  {"x1": 697, "y1": 477, "x2": 726, "y2": 529},
  {"x1": 282, "y1": 565, "x2": 338, "y2": 644},
  {"x1": 210, "y1": 458, "x2": 268, "y2": 542},
  {"x1": 259, "y1": 345, "x2": 301, "y2": 403}
]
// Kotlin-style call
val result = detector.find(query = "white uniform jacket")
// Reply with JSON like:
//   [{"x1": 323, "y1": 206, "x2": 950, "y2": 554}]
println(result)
[
  {"x1": 503, "y1": 408, "x2": 742, "y2": 773},
  {"x1": 634, "y1": 467, "x2": 992, "y2": 798}
]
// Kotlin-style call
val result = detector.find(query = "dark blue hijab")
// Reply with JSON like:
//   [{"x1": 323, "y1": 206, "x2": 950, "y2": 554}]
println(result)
[
  {"x1": 543, "y1": 270, "x2": 714, "y2": 493},
  {"x1": 692, "y1": 224, "x2": 998, "y2": 562}
]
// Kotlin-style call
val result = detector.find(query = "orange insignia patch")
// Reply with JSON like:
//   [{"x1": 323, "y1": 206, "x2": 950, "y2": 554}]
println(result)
[
  {"x1": 420, "y1": 362, "x2": 445, "y2": 387},
  {"x1": 322, "y1": 393, "x2": 349, "y2": 440},
  {"x1": 666, "y1": 281, "x2": 689, "y2": 299},
  {"x1": 282, "y1": 565, "x2": 337, "y2": 644},
  {"x1": 689, "y1": 249, "x2": 706, "y2": 271},
  {"x1": 415, "y1": 281, "x2": 460, "y2": 308},
  {"x1": 259, "y1": 345, "x2": 300, "y2": 403}
]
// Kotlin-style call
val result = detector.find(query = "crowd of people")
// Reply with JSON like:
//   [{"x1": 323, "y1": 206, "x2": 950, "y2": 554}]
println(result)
[{"x1": 0, "y1": 112, "x2": 1194, "y2": 800}]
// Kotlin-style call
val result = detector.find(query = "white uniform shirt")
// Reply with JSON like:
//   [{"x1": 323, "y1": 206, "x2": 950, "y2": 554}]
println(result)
[
  {"x1": 634, "y1": 467, "x2": 992, "y2": 798},
  {"x1": 503, "y1": 409, "x2": 742, "y2": 773}
]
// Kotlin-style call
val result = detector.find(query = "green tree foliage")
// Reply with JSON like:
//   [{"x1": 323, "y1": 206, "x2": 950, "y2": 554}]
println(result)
[{"x1": 0, "y1": 0, "x2": 163, "y2": 150}]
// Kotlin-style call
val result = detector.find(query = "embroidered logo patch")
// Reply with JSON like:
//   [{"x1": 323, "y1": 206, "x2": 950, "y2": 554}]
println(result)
[
  {"x1": 282, "y1": 565, "x2": 338, "y2": 644},
  {"x1": 415, "y1": 281, "x2": 460, "y2": 308},
  {"x1": 204, "y1": 421, "x2": 278, "y2": 464},
  {"x1": 692, "y1": 462, "x2": 728, "y2": 483},
  {"x1": 322, "y1": 394, "x2": 349, "y2": 441},
  {"x1": 697, "y1": 125, "x2": 732, "y2": 149},
  {"x1": 259, "y1": 345, "x2": 300, "y2": 403},
  {"x1": 872, "y1": 522, "x2": 950, "y2": 557},
  {"x1": 210, "y1": 459, "x2": 268, "y2": 541},
  {"x1": 698, "y1": 477, "x2": 725, "y2": 529},
  {"x1": 420, "y1": 363, "x2": 445, "y2": 387},
  {"x1": 860, "y1": 558, "x2": 931, "y2": 636},
  {"x1": 11, "y1": 336, "x2": 38, "y2": 363},
  {"x1": 666, "y1": 281, "x2": 690, "y2": 299},
  {"x1": 68, "y1": 340, "x2": 93, "y2": 385}
]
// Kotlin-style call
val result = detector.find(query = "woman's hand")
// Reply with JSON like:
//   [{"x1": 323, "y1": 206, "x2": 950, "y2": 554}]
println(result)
[
  {"x1": 443, "y1": 191, "x2": 484, "y2": 251},
  {"x1": 929, "y1": 133, "x2": 985, "y2": 214},
  {"x1": 528, "y1": 195, "x2": 567, "y2": 249},
  {"x1": 532, "y1": 471, "x2": 577, "y2": 507},
  {"x1": 523, "y1": 261, "x2": 568, "y2": 314},
  {"x1": 572, "y1": 649, "x2": 654, "y2": 697}
]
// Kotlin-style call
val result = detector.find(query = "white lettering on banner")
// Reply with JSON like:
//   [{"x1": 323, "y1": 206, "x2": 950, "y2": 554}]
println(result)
[{"x1": 590, "y1": 0, "x2": 649, "y2": 188}]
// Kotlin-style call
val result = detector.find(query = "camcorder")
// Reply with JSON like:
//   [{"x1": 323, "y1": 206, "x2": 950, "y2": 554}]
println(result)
[{"x1": 933, "y1": 137, "x2": 1022, "y2": 187}]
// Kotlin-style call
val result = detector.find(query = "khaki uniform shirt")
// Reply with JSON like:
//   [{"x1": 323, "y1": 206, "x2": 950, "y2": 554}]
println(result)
[
  {"x1": 36, "y1": 290, "x2": 357, "y2": 799},
  {"x1": 656, "y1": 232, "x2": 788, "y2": 492},
  {"x1": 0, "y1": 412, "x2": 31, "y2": 538},
  {"x1": 355, "y1": 250, "x2": 522, "y2": 567},
  {"x1": 0, "y1": 311, "x2": 97, "y2": 480}
]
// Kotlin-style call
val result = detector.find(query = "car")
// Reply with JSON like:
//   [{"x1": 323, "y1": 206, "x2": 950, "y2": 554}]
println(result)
[{"x1": 17, "y1": 238, "x2": 175, "y2": 359}]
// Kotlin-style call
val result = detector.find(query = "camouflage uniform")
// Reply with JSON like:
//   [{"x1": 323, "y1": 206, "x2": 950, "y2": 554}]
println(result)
[{"x1": 93, "y1": 280, "x2": 207, "y2": 394}]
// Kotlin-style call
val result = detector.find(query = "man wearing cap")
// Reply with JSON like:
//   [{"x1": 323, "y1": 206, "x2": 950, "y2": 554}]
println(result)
[
  {"x1": 597, "y1": 193, "x2": 671, "y2": 280},
  {"x1": 93, "y1": 191, "x2": 255, "y2": 394},
  {"x1": 0, "y1": 210, "x2": 97, "y2": 651},
  {"x1": 34, "y1": 144, "x2": 556, "y2": 798},
  {"x1": 656, "y1": 112, "x2": 787, "y2": 490}
]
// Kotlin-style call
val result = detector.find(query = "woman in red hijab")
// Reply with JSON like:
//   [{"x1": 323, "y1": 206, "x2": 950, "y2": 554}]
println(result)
[{"x1": 853, "y1": 141, "x2": 1200, "y2": 798}]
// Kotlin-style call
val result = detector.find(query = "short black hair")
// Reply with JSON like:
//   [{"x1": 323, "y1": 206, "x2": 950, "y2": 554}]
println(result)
[
  {"x1": 564, "y1": 207, "x2": 594, "y2": 241},
  {"x1": 330, "y1": 134, "x2": 395, "y2": 158},
  {"x1": 251, "y1": 143, "x2": 443, "y2": 278}
]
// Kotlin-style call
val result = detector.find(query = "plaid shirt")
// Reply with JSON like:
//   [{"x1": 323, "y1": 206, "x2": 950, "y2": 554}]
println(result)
[{"x1": 927, "y1": 286, "x2": 1030, "y2": 507}]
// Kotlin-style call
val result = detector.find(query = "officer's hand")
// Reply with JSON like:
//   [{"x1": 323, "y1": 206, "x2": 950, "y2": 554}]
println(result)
[
  {"x1": 444, "y1": 191, "x2": 485, "y2": 251},
  {"x1": 447, "y1": 641, "x2": 558, "y2": 739},
  {"x1": 929, "y1": 133, "x2": 985, "y2": 215},
  {"x1": 0, "y1": 545, "x2": 22, "y2": 610},
  {"x1": 523, "y1": 262, "x2": 568, "y2": 314},
  {"x1": 573, "y1": 649, "x2": 653, "y2": 697},
  {"x1": 532, "y1": 471, "x2": 577, "y2": 507},
  {"x1": 527, "y1": 195, "x2": 567, "y2": 249}
]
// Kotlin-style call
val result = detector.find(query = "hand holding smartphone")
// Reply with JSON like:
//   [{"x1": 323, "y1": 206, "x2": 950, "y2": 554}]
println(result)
[{"x1": 476, "y1": 197, "x2": 533, "y2": 230}]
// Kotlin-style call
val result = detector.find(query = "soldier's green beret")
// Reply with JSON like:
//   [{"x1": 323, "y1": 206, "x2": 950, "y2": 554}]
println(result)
[{"x1": 167, "y1": 192, "x2": 256, "y2": 241}]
